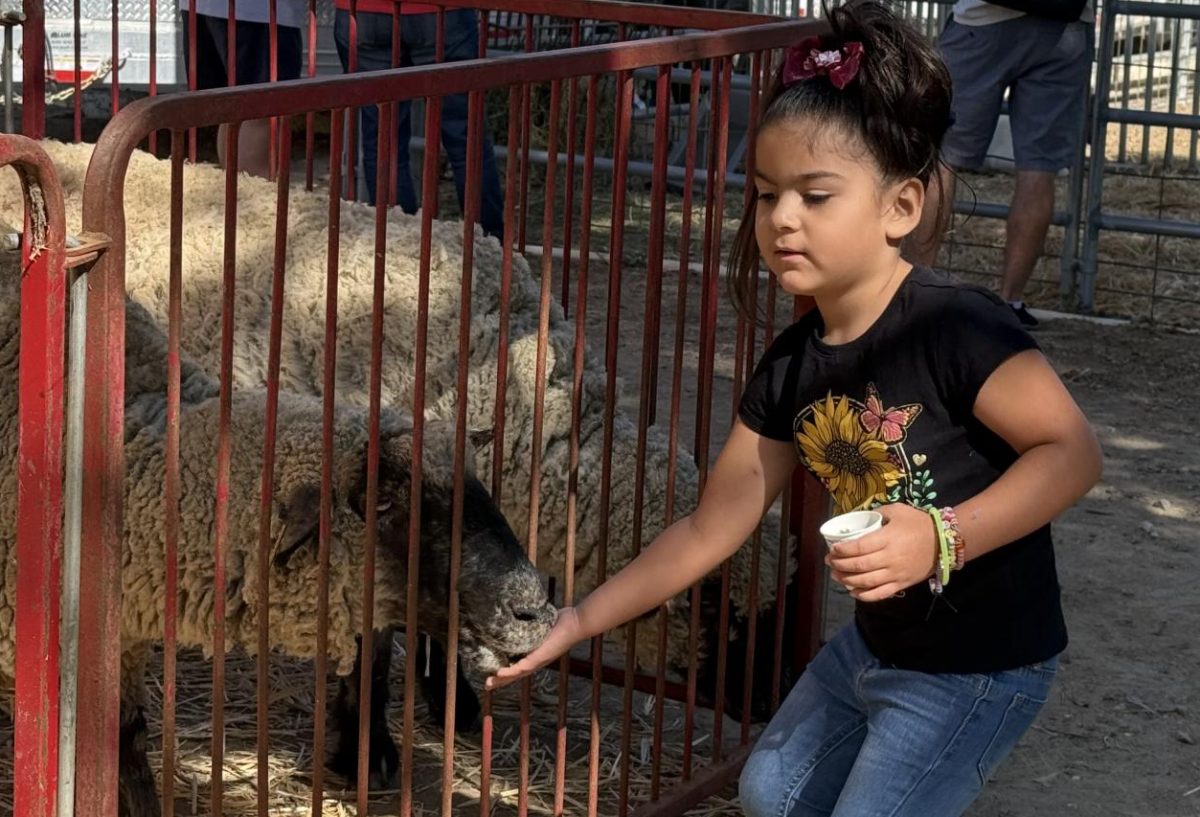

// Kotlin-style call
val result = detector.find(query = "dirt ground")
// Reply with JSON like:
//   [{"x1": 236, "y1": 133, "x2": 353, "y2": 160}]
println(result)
[{"x1": 959, "y1": 317, "x2": 1200, "y2": 817}]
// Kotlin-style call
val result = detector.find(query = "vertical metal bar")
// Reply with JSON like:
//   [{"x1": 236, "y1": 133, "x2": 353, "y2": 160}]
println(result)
[
  {"x1": 559, "y1": 19, "x2": 582, "y2": 317},
  {"x1": 516, "y1": 16, "x2": 535, "y2": 253},
  {"x1": 255, "y1": 115, "x2": 292, "y2": 817},
  {"x1": 149, "y1": 0, "x2": 158, "y2": 154},
  {"x1": 519, "y1": 76, "x2": 558, "y2": 817},
  {"x1": 358, "y1": 99, "x2": 391, "y2": 816},
  {"x1": 111, "y1": 0, "x2": 120, "y2": 115},
  {"x1": 738, "y1": 52, "x2": 765, "y2": 744},
  {"x1": 1165, "y1": 16, "x2": 1181, "y2": 167},
  {"x1": 1119, "y1": 14, "x2": 1132, "y2": 164},
  {"x1": 389, "y1": 9, "x2": 400, "y2": 208},
  {"x1": 707, "y1": 56, "x2": 733, "y2": 764},
  {"x1": 346, "y1": 0, "x2": 359, "y2": 201},
  {"x1": 1142, "y1": 17, "x2": 1157, "y2": 167},
  {"x1": 76, "y1": 140, "x2": 125, "y2": 817},
  {"x1": 679, "y1": 60, "x2": 702, "y2": 784},
  {"x1": 595, "y1": 66, "x2": 633, "y2": 817},
  {"x1": 21, "y1": 0, "x2": 45, "y2": 137},
  {"x1": 492, "y1": 84, "x2": 521, "y2": 510},
  {"x1": 4, "y1": 26, "x2": 14, "y2": 133},
  {"x1": 210, "y1": 120, "x2": 241, "y2": 817},
  {"x1": 9, "y1": 140, "x2": 67, "y2": 817},
  {"x1": 480, "y1": 83, "x2": 524, "y2": 817},
  {"x1": 312, "y1": 107, "x2": 345, "y2": 817},
  {"x1": 577, "y1": 77, "x2": 602, "y2": 817},
  {"x1": 268, "y1": 0, "x2": 279, "y2": 179},
  {"x1": 629, "y1": 61, "x2": 671, "y2": 806},
  {"x1": 402, "y1": 92, "x2": 442, "y2": 817},
  {"x1": 188, "y1": 0, "x2": 198, "y2": 162},
  {"x1": 609, "y1": 67, "x2": 636, "y2": 817},
  {"x1": 305, "y1": 0, "x2": 318, "y2": 190},
  {"x1": 1191, "y1": 19, "x2": 1199, "y2": 171},
  {"x1": 1083, "y1": 6, "x2": 1119, "y2": 310},
  {"x1": 161, "y1": 131, "x2": 186, "y2": 817},
  {"x1": 1060, "y1": 60, "x2": 1091, "y2": 301},
  {"x1": 74, "y1": 0, "x2": 83, "y2": 142},
  {"x1": 790, "y1": 471, "x2": 826, "y2": 671},
  {"x1": 56, "y1": 256, "x2": 88, "y2": 817},
  {"x1": 441, "y1": 85, "x2": 482, "y2": 815},
  {"x1": 557, "y1": 64, "x2": 592, "y2": 817}
]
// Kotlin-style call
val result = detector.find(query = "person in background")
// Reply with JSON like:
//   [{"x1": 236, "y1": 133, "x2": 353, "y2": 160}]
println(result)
[
  {"x1": 180, "y1": 0, "x2": 307, "y2": 178},
  {"x1": 907, "y1": 0, "x2": 1095, "y2": 327},
  {"x1": 333, "y1": 2, "x2": 505, "y2": 238}
]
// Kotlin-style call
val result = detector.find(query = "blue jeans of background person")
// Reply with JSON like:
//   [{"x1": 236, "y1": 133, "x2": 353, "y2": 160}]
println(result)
[
  {"x1": 739, "y1": 623, "x2": 1059, "y2": 817},
  {"x1": 333, "y1": 8, "x2": 505, "y2": 238}
]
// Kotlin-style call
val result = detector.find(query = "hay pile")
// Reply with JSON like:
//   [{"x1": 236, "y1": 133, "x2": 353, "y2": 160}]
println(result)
[{"x1": 1, "y1": 644, "x2": 744, "y2": 816}]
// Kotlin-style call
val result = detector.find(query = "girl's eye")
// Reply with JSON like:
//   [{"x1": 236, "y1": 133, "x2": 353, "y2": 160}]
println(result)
[
  {"x1": 756, "y1": 191, "x2": 777, "y2": 203},
  {"x1": 803, "y1": 193, "x2": 831, "y2": 206}
]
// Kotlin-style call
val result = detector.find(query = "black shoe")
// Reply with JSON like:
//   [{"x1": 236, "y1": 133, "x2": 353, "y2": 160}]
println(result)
[{"x1": 1010, "y1": 302, "x2": 1039, "y2": 328}]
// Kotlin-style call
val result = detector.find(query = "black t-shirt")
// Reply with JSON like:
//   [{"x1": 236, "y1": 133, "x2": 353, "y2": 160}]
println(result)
[{"x1": 738, "y1": 267, "x2": 1068, "y2": 674}]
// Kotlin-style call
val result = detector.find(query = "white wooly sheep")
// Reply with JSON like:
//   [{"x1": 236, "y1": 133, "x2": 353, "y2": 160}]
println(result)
[
  {"x1": 0, "y1": 243, "x2": 554, "y2": 810},
  {"x1": 0, "y1": 140, "x2": 791, "y2": 688}
]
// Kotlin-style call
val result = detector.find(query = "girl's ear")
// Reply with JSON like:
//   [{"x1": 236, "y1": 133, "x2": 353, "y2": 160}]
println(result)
[{"x1": 884, "y1": 177, "x2": 926, "y2": 244}]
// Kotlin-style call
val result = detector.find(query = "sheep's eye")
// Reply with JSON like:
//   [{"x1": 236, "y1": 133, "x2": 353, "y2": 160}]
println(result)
[{"x1": 377, "y1": 500, "x2": 393, "y2": 513}]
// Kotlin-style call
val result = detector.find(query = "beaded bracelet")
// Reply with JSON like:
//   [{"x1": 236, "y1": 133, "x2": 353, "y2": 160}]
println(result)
[{"x1": 940, "y1": 506, "x2": 967, "y2": 571}]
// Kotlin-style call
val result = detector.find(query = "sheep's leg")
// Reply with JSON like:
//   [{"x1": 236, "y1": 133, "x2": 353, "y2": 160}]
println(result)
[
  {"x1": 118, "y1": 643, "x2": 161, "y2": 817},
  {"x1": 416, "y1": 635, "x2": 482, "y2": 733},
  {"x1": 330, "y1": 628, "x2": 399, "y2": 790}
]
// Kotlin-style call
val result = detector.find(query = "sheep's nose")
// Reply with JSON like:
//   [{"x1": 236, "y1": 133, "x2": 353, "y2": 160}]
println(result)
[{"x1": 511, "y1": 604, "x2": 547, "y2": 623}]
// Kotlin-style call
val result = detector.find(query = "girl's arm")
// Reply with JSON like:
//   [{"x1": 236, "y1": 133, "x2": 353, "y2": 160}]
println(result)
[
  {"x1": 829, "y1": 349, "x2": 1103, "y2": 601},
  {"x1": 487, "y1": 420, "x2": 798, "y2": 689}
]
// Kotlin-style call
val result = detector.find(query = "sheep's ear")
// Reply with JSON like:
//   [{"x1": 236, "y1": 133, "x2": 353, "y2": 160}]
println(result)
[
  {"x1": 468, "y1": 427, "x2": 494, "y2": 452},
  {"x1": 273, "y1": 483, "x2": 321, "y2": 567}
]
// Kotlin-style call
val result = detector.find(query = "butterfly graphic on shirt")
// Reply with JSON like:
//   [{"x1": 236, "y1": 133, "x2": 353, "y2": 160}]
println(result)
[{"x1": 859, "y1": 382, "x2": 922, "y2": 444}]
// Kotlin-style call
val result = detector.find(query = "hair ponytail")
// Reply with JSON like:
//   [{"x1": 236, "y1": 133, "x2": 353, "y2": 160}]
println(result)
[{"x1": 728, "y1": 0, "x2": 953, "y2": 324}]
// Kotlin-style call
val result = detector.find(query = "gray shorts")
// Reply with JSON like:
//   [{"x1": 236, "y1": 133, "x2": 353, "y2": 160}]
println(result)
[{"x1": 938, "y1": 16, "x2": 1094, "y2": 173}]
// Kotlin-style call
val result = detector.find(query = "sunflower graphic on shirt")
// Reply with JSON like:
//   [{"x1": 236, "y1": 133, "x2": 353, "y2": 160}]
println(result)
[{"x1": 792, "y1": 384, "x2": 932, "y2": 513}]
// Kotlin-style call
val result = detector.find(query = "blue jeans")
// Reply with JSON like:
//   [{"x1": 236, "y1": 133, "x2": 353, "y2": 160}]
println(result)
[
  {"x1": 739, "y1": 623, "x2": 1058, "y2": 817},
  {"x1": 333, "y1": 8, "x2": 506, "y2": 238}
]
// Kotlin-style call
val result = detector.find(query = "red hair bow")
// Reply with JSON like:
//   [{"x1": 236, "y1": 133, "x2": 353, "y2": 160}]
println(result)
[{"x1": 782, "y1": 37, "x2": 864, "y2": 90}]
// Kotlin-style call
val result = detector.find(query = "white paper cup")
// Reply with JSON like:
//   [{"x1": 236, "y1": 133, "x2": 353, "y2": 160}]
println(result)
[{"x1": 819, "y1": 510, "x2": 883, "y2": 550}]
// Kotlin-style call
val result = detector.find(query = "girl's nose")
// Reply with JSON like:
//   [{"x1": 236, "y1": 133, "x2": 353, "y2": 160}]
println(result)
[{"x1": 771, "y1": 194, "x2": 802, "y2": 232}]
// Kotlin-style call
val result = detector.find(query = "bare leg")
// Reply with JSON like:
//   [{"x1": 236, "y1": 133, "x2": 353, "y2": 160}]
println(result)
[
  {"x1": 906, "y1": 162, "x2": 957, "y2": 268},
  {"x1": 999, "y1": 170, "x2": 1056, "y2": 302},
  {"x1": 216, "y1": 119, "x2": 274, "y2": 179}
]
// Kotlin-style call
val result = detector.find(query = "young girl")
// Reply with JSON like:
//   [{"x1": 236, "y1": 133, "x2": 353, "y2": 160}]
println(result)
[{"x1": 488, "y1": 3, "x2": 1103, "y2": 813}]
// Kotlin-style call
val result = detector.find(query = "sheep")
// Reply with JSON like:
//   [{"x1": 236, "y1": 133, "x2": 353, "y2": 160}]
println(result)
[
  {"x1": 0, "y1": 139, "x2": 795, "y2": 722},
  {"x1": 0, "y1": 258, "x2": 556, "y2": 814}
]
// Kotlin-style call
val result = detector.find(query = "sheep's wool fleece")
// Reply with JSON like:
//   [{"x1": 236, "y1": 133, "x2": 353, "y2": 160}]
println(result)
[
  {"x1": 0, "y1": 272, "x2": 412, "y2": 690},
  {"x1": 0, "y1": 141, "x2": 790, "y2": 674}
]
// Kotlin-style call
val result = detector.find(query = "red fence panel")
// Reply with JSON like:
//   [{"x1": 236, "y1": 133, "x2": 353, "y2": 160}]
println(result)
[
  {"x1": 4, "y1": 7, "x2": 830, "y2": 816},
  {"x1": 1, "y1": 134, "x2": 68, "y2": 817}
]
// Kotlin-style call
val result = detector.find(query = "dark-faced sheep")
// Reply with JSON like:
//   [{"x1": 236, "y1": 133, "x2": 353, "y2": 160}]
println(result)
[
  {"x1": 0, "y1": 268, "x2": 555, "y2": 814},
  {"x1": 0, "y1": 139, "x2": 796, "y2": 732}
]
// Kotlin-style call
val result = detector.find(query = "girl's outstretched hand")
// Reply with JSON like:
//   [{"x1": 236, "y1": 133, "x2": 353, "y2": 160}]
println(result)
[
  {"x1": 486, "y1": 606, "x2": 585, "y2": 691},
  {"x1": 825, "y1": 503, "x2": 937, "y2": 602}
]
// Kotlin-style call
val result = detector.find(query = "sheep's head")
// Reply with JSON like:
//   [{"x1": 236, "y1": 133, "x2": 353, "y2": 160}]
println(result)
[{"x1": 272, "y1": 413, "x2": 556, "y2": 687}]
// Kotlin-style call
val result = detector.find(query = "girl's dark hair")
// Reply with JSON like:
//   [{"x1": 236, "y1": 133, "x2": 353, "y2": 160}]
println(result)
[{"x1": 728, "y1": 0, "x2": 954, "y2": 323}]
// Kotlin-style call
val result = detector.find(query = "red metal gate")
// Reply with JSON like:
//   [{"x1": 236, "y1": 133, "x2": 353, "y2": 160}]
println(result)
[{"x1": 8, "y1": 3, "x2": 831, "y2": 815}]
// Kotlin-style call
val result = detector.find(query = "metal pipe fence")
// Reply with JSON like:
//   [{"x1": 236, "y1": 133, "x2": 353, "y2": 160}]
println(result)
[{"x1": 2, "y1": 7, "x2": 832, "y2": 816}]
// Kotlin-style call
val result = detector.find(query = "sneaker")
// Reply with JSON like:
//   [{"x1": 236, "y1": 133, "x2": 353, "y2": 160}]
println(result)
[{"x1": 1010, "y1": 301, "x2": 1039, "y2": 328}]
